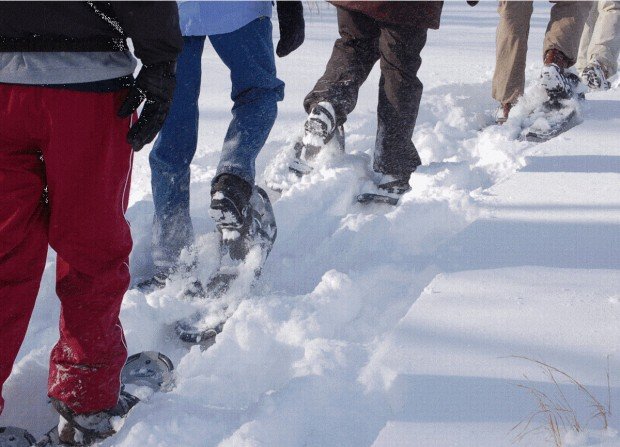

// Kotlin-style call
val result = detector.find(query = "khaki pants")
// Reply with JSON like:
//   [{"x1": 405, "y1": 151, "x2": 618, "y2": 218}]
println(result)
[
  {"x1": 576, "y1": 1, "x2": 620, "y2": 75},
  {"x1": 493, "y1": 1, "x2": 593, "y2": 104}
]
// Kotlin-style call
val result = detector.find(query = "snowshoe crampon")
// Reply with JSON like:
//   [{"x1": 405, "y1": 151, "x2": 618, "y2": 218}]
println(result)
[{"x1": 0, "y1": 427, "x2": 36, "y2": 447}]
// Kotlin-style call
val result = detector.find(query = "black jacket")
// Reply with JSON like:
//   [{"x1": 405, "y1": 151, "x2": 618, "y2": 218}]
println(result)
[{"x1": 0, "y1": 1, "x2": 183, "y2": 65}]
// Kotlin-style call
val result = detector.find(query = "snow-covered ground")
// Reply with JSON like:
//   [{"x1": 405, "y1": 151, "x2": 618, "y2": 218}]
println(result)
[{"x1": 2, "y1": 3, "x2": 619, "y2": 446}]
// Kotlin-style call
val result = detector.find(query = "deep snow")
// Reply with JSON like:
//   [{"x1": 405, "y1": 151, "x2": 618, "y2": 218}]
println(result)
[{"x1": 1, "y1": 3, "x2": 619, "y2": 447}]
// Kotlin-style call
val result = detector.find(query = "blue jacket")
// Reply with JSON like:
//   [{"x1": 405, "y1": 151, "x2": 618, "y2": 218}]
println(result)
[{"x1": 178, "y1": 1, "x2": 272, "y2": 36}]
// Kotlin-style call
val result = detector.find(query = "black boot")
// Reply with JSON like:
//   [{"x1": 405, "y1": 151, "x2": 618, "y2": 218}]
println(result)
[{"x1": 209, "y1": 174, "x2": 253, "y2": 236}]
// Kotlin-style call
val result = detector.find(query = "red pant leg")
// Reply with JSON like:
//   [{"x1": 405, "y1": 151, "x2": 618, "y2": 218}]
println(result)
[
  {"x1": 39, "y1": 88, "x2": 134, "y2": 414},
  {"x1": 0, "y1": 85, "x2": 49, "y2": 413}
]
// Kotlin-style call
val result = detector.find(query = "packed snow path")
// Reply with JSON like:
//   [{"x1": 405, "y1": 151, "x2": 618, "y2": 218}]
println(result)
[{"x1": 2, "y1": 4, "x2": 618, "y2": 446}]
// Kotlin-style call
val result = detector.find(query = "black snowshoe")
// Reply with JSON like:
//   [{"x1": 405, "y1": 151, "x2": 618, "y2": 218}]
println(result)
[{"x1": 357, "y1": 174, "x2": 412, "y2": 206}]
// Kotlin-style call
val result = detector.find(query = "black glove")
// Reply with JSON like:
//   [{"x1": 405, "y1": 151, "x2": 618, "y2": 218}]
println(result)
[
  {"x1": 118, "y1": 61, "x2": 176, "y2": 151},
  {"x1": 467, "y1": 1, "x2": 479, "y2": 6},
  {"x1": 276, "y1": 1, "x2": 305, "y2": 58}
]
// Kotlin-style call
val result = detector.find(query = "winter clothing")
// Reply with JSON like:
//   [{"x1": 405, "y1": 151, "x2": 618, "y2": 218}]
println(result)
[
  {"x1": 0, "y1": 52, "x2": 137, "y2": 86},
  {"x1": 492, "y1": 1, "x2": 592, "y2": 105},
  {"x1": 329, "y1": 1, "x2": 443, "y2": 29},
  {"x1": 276, "y1": 2, "x2": 306, "y2": 57},
  {"x1": 304, "y1": 5, "x2": 429, "y2": 180},
  {"x1": 0, "y1": 1, "x2": 182, "y2": 418},
  {"x1": 178, "y1": 1, "x2": 272, "y2": 36},
  {"x1": 0, "y1": 85, "x2": 134, "y2": 414},
  {"x1": 118, "y1": 61, "x2": 177, "y2": 151},
  {"x1": 577, "y1": 1, "x2": 620, "y2": 77},
  {"x1": 0, "y1": 2, "x2": 182, "y2": 65},
  {"x1": 149, "y1": 15, "x2": 285, "y2": 270}
]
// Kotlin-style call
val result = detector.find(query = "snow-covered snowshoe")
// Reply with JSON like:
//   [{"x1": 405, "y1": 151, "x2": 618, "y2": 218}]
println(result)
[
  {"x1": 357, "y1": 175, "x2": 412, "y2": 206},
  {"x1": 0, "y1": 427, "x2": 36, "y2": 447},
  {"x1": 7, "y1": 352, "x2": 173, "y2": 447},
  {"x1": 175, "y1": 186, "x2": 277, "y2": 344},
  {"x1": 522, "y1": 100, "x2": 580, "y2": 143}
]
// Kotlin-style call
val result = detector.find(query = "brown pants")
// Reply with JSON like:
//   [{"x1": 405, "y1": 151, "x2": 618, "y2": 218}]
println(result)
[
  {"x1": 493, "y1": 0, "x2": 593, "y2": 105},
  {"x1": 304, "y1": 6, "x2": 428, "y2": 179}
]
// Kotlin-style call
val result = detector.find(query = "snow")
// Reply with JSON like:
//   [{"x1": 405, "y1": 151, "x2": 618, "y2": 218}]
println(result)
[{"x1": 2, "y1": 3, "x2": 619, "y2": 447}]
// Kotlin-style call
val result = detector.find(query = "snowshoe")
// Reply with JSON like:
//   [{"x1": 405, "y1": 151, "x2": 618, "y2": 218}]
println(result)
[
  {"x1": 7, "y1": 352, "x2": 173, "y2": 447},
  {"x1": 175, "y1": 186, "x2": 277, "y2": 344},
  {"x1": 522, "y1": 100, "x2": 580, "y2": 143},
  {"x1": 357, "y1": 174, "x2": 412, "y2": 206}
]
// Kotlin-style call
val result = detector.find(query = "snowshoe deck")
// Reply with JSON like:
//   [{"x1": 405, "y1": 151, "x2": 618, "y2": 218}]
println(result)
[{"x1": 1, "y1": 351, "x2": 173, "y2": 447}]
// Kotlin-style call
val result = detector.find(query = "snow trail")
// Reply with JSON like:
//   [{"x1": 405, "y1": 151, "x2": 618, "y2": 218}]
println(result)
[{"x1": 1, "y1": 4, "x2": 618, "y2": 447}]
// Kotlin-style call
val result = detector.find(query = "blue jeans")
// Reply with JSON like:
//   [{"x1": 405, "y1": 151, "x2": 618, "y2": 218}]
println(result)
[{"x1": 149, "y1": 18, "x2": 284, "y2": 269}]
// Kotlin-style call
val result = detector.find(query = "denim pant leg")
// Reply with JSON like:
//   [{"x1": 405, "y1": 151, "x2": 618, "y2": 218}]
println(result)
[
  {"x1": 149, "y1": 35, "x2": 206, "y2": 269},
  {"x1": 209, "y1": 17, "x2": 285, "y2": 186}
]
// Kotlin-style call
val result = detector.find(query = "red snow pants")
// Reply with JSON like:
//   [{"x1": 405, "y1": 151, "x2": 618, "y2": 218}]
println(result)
[{"x1": 0, "y1": 84, "x2": 133, "y2": 414}]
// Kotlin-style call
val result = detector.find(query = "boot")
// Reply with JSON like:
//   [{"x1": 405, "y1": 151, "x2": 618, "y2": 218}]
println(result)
[
  {"x1": 209, "y1": 174, "x2": 253, "y2": 238},
  {"x1": 541, "y1": 49, "x2": 577, "y2": 102},
  {"x1": 51, "y1": 391, "x2": 139, "y2": 446},
  {"x1": 581, "y1": 61, "x2": 611, "y2": 91}
]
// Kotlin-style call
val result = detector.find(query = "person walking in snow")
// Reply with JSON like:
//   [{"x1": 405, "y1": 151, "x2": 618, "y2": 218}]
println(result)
[
  {"x1": 576, "y1": 1, "x2": 620, "y2": 90},
  {"x1": 141, "y1": 1, "x2": 304, "y2": 288},
  {"x1": 492, "y1": 1, "x2": 593, "y2": 124},
  {"x1": 0, "y1": 2, "x2": 182, "y2": 444},
  {"x1": 291, "y1": 1, "x2": 444, "y2": 205}
]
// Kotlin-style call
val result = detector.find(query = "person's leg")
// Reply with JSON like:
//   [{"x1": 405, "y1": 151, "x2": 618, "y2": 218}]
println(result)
[
  {"x1": 209, "y1": 17, "x2": 284, "y2": 186},
  {"x1": 374, "y1": 24, "x2": 428, "y2": 180},
  {"x1": 588, "y1": 0, "x2": 620, "y2": 75},
  {"x1": 545, "y1": 1, "x2": 593, "y2": 64},
  {"x1": 492, "y1": 1, "x2": 534, "y2": 105},
  {"x1": 0, "y1": 84, "x2": 49, "y2": 413},
  {"x1": 42, "y1": 88, "x2": 134, "y2": 414},
  {"x1": 149, "y1": 36, "x2": 206, "y2": 271},
  {"x1": 303, "y1": 7, "x2": 381, "y2": 126},
  {"x1": 576, "y1": 2, "x2": 598, "y2": 73}
]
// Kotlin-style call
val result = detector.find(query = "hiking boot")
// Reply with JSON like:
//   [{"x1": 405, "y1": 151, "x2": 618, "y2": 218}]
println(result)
[
  {"x1": 495, "y1": 102, "x2": 512, "y2": 124},
  {"x1": 303, "y1": 101, "x2": 337, "y2": 147},
  {"x1": 209, "y1": 174, "x2": 253, "y2": 238},
  {"x1": 51, "y1": 391, "x2": 139, "y2": 446},
  {"x1": 541, "y1": 49, "x2": 575, "y2": 101},
  {"x1": 581, "y1": 61, "x2": 611, "y2": 91}
]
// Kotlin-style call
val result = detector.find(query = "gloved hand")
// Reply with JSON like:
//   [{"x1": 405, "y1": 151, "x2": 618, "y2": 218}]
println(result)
[
  {"x1": 118, "y1": 61, "x2": 176, "y2": 151},
  {"x1": 276, "y1": 1, "x2": 305, "y2": 58}
]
